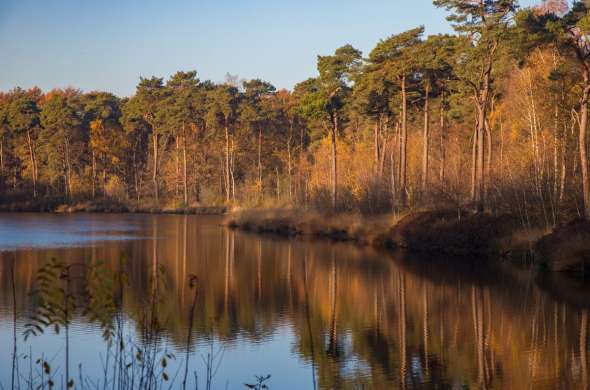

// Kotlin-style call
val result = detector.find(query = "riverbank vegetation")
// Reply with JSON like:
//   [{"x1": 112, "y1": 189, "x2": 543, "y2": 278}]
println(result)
[
  {"x1": 3, "y1": 1, "x2": 590, "y2": 268},
  {"x1": 0, "y1": 0, "x2": 589, "y2": 224},
  {"x1": 225, "y1": 208, "x2": 543, "y2": 258}
]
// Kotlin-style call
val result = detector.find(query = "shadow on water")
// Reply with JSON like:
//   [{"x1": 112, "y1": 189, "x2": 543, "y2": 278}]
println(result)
[
  {"x1": 0, "y1": 213, "x2": 589, "y2": 389},
  {"x1": 535, "y1": 270, "x2": 590, "y2": 310}
]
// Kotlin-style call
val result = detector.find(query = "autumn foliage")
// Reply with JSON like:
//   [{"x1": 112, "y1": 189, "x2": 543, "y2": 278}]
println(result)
[{"x1": 1, "y1": 1, "x2": 590, "y2": 227}]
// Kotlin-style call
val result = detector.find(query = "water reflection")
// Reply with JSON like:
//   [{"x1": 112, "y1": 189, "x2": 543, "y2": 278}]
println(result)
[{"x1": 0, "y1": 214, "x2": 589, "y2": 389}]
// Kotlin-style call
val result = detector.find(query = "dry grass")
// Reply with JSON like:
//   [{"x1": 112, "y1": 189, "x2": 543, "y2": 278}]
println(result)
[
  {"x1": 1, "y1": 197, "x2": 229, "y2": 215},
  {"x1": 226, "y1": 208, "x2": 536, "y2": 257},
  {"x1": 225, "y1": 208, "x2": 404, "y2": 247},
  {"x1": 55, "y1": 199, "x2": 129, "y2": 213}
]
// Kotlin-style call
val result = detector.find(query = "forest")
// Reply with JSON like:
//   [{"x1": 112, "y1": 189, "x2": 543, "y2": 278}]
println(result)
[{"x1": 2, "y1": 0, "x2": 590, "y2": 228}]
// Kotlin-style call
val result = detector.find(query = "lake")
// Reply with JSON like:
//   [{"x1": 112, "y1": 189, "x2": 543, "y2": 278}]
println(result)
[{"x1": 0, "y1": 213, "x2": 588, "y2": 389}]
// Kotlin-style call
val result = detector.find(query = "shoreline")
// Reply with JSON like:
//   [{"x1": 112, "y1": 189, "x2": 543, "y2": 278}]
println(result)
[
  {"x1": 2, "y1": 203, "x2": 589, "y2": 276},
  {"x1": 224, "y1": 208, "x2": 590, "y2": 276},
  {"x1": 225, "y1": 208, "x2": 530, "y2": 254},
  {"x1": 0, "y1": 199, "x2": 228, "y2": 216}
]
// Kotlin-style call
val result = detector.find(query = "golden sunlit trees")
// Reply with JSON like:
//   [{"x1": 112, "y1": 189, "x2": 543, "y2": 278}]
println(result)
[
  {"x1": 368, "y1": 27, "x2": 424, "y2": 206},
  {"x1": 434, "y1": 0, "x2": 517, "y2": 212},
  {"x1": 207, "y1": 84, "x2": 240, "y2": 203},
  {"x1": 83, "y1": 92, "x2": 125, "y2": 199},
  {"x1": 3, "y1": 1, "x2": 590, "y2": 225},
  {"x1": 164, "y1": 71, "x2": 201, "y2": 205},
  {"x1": 40, "y1": 89, "x2": 86, "y2": 199},
  {"x1": 6, "y1": 88, "x2": 42, "y2": 198},
  {"x1": 415, "y1": 34, "x2": 457, "y2": 194},
  {"x1": 498, "y1": 47, "x2": 578, "y2": 226},
  {"x1": 296, "y1": 45, "x2": 362, "y2": 210},
  {"x1": 124, "y1": 77, "x2": 168, "y2": 204},
  {"x1": 240, "y1": 79, "x2": 277, "y2": 201}
]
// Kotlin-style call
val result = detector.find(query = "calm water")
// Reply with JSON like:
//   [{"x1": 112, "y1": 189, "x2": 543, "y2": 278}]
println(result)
[{"x1": 0, "y1": 213, "x2": 589, "y2": 389}]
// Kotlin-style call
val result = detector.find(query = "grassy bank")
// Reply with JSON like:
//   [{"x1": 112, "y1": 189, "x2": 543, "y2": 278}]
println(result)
[
  {"x1": 225, "y1": 208, "x2": 401, "y2": 246},
  {"x1": 226, "y1": 208, "x2": 590, "y2": 277},
  {"x1": 225, "y1": 208, "x2": 543, "y2": 257}
]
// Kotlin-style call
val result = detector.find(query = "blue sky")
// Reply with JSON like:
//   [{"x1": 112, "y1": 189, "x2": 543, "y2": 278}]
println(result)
[{"x1": 0, "y1": 0, "x2": 539, "y2": 97}]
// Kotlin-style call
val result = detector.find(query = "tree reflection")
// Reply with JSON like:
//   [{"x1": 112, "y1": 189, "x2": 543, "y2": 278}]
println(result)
[{"x1": 2, "y1": 215, "x2": 590, "y2": 389}]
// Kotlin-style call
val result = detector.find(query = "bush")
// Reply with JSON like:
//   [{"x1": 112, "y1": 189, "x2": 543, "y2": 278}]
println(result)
[{"x1": 105, "y1": 176, "x2": 127, "y2": 201}]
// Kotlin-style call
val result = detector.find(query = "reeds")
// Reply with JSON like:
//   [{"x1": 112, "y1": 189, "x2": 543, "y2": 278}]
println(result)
[
  {"x1": 225, "y1": 208, "x2": 402, "y2": 248},
  {"x1": 5, "y1": 258, "x2": 229, "y2": 390},
  {"x1": 225, "y1": 207, "x2": 550, "y2": 257}
]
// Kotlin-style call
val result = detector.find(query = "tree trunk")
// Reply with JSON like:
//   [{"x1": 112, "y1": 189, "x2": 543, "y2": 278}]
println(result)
[
  {"x1": 484, "y1": 119, "x2": 492, "y2": 207},
  {"x1": 132, "y1": 145, "x2": 140, "y2": 205},
  {"x1": 553, "y1": 105, "x2": 560, "y2": 204},
  {"x1": 422, "y1": 85, "x2": 430, "y2": 193},
  {"x1": 287, "y1": 124, "x2": 293, "y2": 202},
  {"x1": 102, "y1": 168, "x2": 106, "y2": 196},
  {"x1": 396, "y1": 119, "x2": 402, "y2": 190},
  {"x1": 471, "y1": 126, "x2": 477, "y2": 204},
  {"x1": 559, "y1": 121, "x2": 568, "y2": 207},
  {"x1": 400, "y1": 75, "x2": 408, "y2": 206},
  {"x1": 0, "y1": 137, "x2": 5, "y2": 192},
  {"x1": 330, "y1": 115, "x2": 338, "y2": 210},
  {"x1": 64, "y1": 136, "x2": 73, "y2": 199},
  {"x1": 580, "y1": 74, "x2": 590, "y2": 220},
  {"x1": 439, "y1": 91, "x2": 446, "y2": 185},
  {"x1": 390, "y1": 142, "x2": 396, "y2": 211},
  {"x1": 298, "y1": 124, "x2": 305, "y2": 205},
  {"x1": 25, "y1": 130, "x2": 37, "y2": 198},
  {"x1": 379, "y1": 141, "x2": 388, "y2": 178},
  {"x1": 0, "y1": 137, "x2": 4, "y2": 177},
  {"x1": 476, "y1": 108, "x2": 485, "y2": 212},
  {"x1": 258, "y1": 127, "x2": 263, "y2": 199},
  {"x1": 374, "y1": 120, "x2": 380, "y2": 175},
  {"x1": 474, "y1": 70, "x2": 492, "y2": 213},
  {"x1": 91, "y1": 150, "x2": 96, "y2": 200},
  {"x1": 219, "y1": 156, "x2": 225, "y2": 199},
  {"x1": 63, "y1": 169, "x2": 68, "y2": 198},
  {"x1": 276, "y1": 167, "x2": 280, "y2": 201},
  {"x1": 230, "y1": 139, "x2": 236, "y2": 202},
  {"x1": 182, "y1": 123, "x2": 188, "y2": 205},
  {"x1": 175, "y1": 136, "x2": 180, "y2": 198},
  {"x1": 152, "y1": 132, "x2": 159, "y2": 203},
  {"x1": 379, "y1": 117, "x2": 388, "y2": 177},
  {"x1": 224, "y1": 123, "x2": 231, "y2": 203}
]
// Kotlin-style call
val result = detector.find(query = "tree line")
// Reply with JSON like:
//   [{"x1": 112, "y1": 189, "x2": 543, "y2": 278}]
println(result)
[{"x1": 2, "y1": 0, "x2": 590, "y2": 225}]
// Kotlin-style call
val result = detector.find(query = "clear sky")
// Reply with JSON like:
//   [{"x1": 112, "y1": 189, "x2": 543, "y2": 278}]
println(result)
[{"x1": 0, "y1": 0, "x2": 539, "y2": 97}]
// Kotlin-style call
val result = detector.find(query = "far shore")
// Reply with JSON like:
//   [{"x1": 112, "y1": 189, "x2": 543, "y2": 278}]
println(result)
[
  {"x1": 3, "y1": 201, "x2": 589, "y2": 278},
  {"x1": 0, "y1": 198, "x2": 228, "y2": 215},
  {"x1": 224, "y1": 208, "x2": 590, "y2": 277}
]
